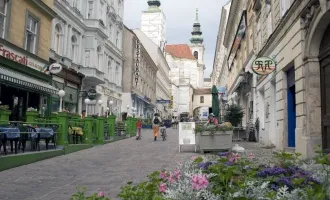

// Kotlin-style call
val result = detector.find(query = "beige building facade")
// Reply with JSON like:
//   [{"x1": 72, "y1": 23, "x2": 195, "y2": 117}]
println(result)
[{"x1": 219, "y1": 0, "x2": 330, "y2": 158}]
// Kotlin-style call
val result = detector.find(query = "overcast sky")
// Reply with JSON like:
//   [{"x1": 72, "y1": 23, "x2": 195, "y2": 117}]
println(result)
[{"x1": 123, "y1": 0, "x2": 228, "y2": 78}]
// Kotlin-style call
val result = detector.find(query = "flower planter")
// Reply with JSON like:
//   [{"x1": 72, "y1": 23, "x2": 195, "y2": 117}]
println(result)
[{"x1": 196, "y1": 131, "x2": 233, "y2": 153}]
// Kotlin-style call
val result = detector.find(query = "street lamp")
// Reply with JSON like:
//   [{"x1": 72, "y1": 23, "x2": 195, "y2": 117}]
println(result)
[
  {"x1": 109, "y1": 100, "x2": 113, "y2": 115},
  {"x1": 98, "y1": 100, "x2": 103, "y2": 116},
  {"x1": 58, "y1": 89, "x2": 65, "y2": 112},
  {"x1": 84, "y1": 98, "x2": 90, "y2": 116},
  {"x1": 126, "y1": 104, "x2": 130, "y2": 114},
  {"x1": 106, "y1": 107, "x2": 110, "y2": 118}
]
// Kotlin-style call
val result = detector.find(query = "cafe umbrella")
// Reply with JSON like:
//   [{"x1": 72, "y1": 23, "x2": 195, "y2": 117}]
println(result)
[{"x1": 211, "y1": 85, "x2": 220, "y2": 119}]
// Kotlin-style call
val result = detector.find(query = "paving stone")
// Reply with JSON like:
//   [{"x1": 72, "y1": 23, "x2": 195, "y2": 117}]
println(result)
[{"x1": 0, "y1": 129, "x2": 272, "y2": 200}]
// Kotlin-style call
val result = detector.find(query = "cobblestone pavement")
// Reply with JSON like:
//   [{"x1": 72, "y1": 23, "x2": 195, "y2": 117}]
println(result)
[
  {"x1": 0, "y1": 129, "x2": 273, "y2": 200},
  {"x1": 0, "y1": 128, "x2": 198, "y2": 200}
]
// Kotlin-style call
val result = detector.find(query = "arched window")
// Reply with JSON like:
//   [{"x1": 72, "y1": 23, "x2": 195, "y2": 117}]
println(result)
[
  {"x1": 71, "y1": 35, "x2": 78, "y2": 62},
  {"x1": 115, "y1": 65, "x2": 119, "y2": 85},
  {"x1": 54, "y1": 24, "x2": 62, "y2": 54},
  {"x1": 193, "y1": 51, "x2": 198, "y2": 59}
]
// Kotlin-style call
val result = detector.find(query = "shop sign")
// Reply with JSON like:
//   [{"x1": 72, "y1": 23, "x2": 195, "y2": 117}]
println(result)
[
  {"x1": 0, "y1": 44, "x2": 49, "y2": 74},
  {"x1": 157, "y1": 99, "x2": 170, "y2": 104},
  {"x1": 49, "y1": 63, "x2": 62, "y2": 74},
  {"x1": 87, "y1": 89, "x2": 97, "y2": 100},
  {"x1": 251, "y1": 56, "x2": 276, "y2": 75}
]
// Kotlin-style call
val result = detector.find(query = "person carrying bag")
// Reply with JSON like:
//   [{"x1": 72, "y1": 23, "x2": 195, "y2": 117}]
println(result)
[{"x1": 152, "y1": 113, "x2": 162, "y2": 141}]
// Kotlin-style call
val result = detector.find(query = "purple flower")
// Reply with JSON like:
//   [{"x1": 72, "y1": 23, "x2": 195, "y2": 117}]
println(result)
[
  {"x1": 218, "y1": 152, "x2": 229, "y2": 157},
  {"x1": 271, "y1": 184, "x2": 278, "y2": 191},
  {"x1": 97, "y1": 192, "x2": 104, "y2": 197},
  {"x1": 256, "y1": 167, "x2": 287, "y2": 177},
  {"x1": 198, "y1": 162, "x2": 213, "y2": 170},
  {"x1": 277, "y1": 177, "x2": 292, "y2": 188}
]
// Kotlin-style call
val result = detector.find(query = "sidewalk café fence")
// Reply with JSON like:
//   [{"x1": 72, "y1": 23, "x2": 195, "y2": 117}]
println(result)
[{"x1": 0, "y1": 120, "x2": 60, "y2": 155}]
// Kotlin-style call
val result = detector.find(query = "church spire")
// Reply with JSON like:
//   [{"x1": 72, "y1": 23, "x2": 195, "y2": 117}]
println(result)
[
  {"x1": 190, "y1": 8, "x2": 203, "y2": 44},
  {"x1": 147, "y1": 0, "x2": 161, "y2": 11}
]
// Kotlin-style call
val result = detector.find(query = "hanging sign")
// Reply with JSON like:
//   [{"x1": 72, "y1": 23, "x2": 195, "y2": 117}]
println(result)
[
  {"x1": 251, "y1": 56, "x2": 276, "y2": 75},
  {"x1": 49, "y1": 63, "x2": 62, "y2": 74},
  {"x1": 135, "y1": 39, "x2": 140, "y2": 86},
  {"x1": 87, "y1": 89, "x2": 97, "y2": 100}
]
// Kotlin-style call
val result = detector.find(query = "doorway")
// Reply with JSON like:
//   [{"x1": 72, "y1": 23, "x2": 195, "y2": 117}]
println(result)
[
  {"x1": 287, "y1": 67, "x2": 296, "y2": 147},
  {"x1": 320, "y1": 23, "x2": 330, "y2": 151}
]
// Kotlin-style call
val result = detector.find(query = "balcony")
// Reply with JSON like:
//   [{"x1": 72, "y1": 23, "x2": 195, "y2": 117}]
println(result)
[
  {"x1": 84, "y1": 19, "x2": 107, "y2": 35},
  {"x1": 80, "y1": 67, "x2": 105, "y2": 86}
]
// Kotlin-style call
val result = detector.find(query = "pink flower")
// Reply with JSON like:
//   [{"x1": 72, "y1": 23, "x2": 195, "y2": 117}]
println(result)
[
  {"x1": 167, "y1": 172, "x2": 176, "y2": 183},
  {"x1": 160, "y1": 171, "x2": 167, "y2": 179},
  {"x1": 159, "y1": 183, "x2": 167, "y2": 193},
  {"x1": 173, "y1": 169, "x2": 181, "y2": 180},
  {"x1": 191, "y1": 174, "x2": 209, "y2": 190},
  {"x1": 248, "y1": 153, "x2": 255, "y2": 160},
  {"x1": 97, "y1": 191, "x2": 104, "y2": 197},
  {"x1": 327, "y1": 153, "x2": 330, "y2": 161},
  {"x1": 228, "y1": 153, "x2": 241, "y2": 163},
  {"x1": 191, "y1": 156, "x2": 197, "y2": 160}
]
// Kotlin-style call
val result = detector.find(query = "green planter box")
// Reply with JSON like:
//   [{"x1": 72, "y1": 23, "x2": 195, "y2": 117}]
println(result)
[
  {"x1": 25, "y1": 111, "x2": 39, "y2": 122},
  {"x1": 0, "y1": 110, "x2": 11, "y2": 122}
]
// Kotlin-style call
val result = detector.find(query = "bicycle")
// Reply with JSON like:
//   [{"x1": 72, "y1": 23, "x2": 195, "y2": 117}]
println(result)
[{"x1": 160, "y1": 125, "x2": 167, "y2": 141}]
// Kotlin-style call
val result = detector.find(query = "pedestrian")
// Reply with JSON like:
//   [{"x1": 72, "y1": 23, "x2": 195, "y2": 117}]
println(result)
[
  {"x1": 206, "y1": 113, "x2": 218, "y2": 125},
  {"x1": 136, "y1": 117, "x2": 142, "y2": 139},
  {"x1": 152, "y1": 113, "x2": 162, "y2": 141},
  {"x1": 81, "y1": 110, "x2": 86, "y2": 119}
]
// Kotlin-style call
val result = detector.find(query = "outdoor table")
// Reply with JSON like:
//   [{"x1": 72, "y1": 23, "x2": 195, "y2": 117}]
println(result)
[
  {"x1": 34, "y1": 127, "x2": 54, "y2": 139},
  {"x1": 0, "y1": 127, "x2": 20, "y2": 154}
]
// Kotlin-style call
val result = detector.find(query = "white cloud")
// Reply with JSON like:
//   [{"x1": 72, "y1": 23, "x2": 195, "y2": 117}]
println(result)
[{"x1": 124, "y1": 0, "x2": 227, "y2": 78}]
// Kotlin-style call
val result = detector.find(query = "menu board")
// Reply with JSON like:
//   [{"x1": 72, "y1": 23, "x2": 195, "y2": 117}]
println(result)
[{"x1": 179, "y1": 122, "x2": 196, "y2": 152}]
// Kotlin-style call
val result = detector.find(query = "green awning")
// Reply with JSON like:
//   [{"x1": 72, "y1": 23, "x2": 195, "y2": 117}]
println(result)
[{"x1": 0, "y1": 66, "x2": 58, "y2": 94}]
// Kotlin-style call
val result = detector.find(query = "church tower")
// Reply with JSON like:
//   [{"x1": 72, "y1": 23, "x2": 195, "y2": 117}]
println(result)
[
  {"x1": 190, "y1": 9, "x2": 205, "y2": 88},
  {"x1": 141, "y1": 0, "x2": 167, "y2": 50}
]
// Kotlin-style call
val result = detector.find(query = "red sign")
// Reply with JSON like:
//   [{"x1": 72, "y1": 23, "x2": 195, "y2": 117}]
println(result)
[{"x1": 0, "y1": 44, "x2": 48, "y2": 73}]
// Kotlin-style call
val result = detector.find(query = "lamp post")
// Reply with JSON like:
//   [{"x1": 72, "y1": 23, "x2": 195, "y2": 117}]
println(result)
[
  {"x1": 98, "y1": 100, "x2": 103, "y2": 116},
  {"x1": 126, "y1": 104, "x2": 130, "y2": 116},
  {"x1": 109, "y1": 100, "x2": 113, "y2": 115},
  {"x1": 58, "y1": 90, "x2": 65, "y2": 112},
  {"x1": 84, "y1": 98, "x2": 90, "y2": 116},
  {"x1": 106, "y1": 107, "x2": 110, "y2": 118}
]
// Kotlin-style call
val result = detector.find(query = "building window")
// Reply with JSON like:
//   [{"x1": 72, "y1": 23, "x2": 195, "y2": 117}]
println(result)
[
  {"x1": 73, "y1": 0, "x2": 79, "y2": 8},
  {"x1": 85, "y1": 50, "x2": 90, "y2": 67},
  {"x1": 108, "y1": 23, "x2": 112, "y2": 40},
  {"x1": 115, "y1": 64, "x2": 119, "y2": 85},
  {"x1": 54, "y1": 24, "x2": 62, "y2": 54},
  {"x1": 25, "y1": 14, "x2": 38, "y2": 54},
  {"x1": 193, "y1": 51, "x2": 198, "y2": 59},
  {"x1": 100, "y1": 1, "x2": 104, "y2": 21},
  {"x1": 118, "y1": 0, "x2": 121, "y2": 15},
  {"x1": 71, "y1": 35, "x2": 78, "y2": 62},
  {"x1": 108, "y1": 56, "x2": 112, "y2": 80},
  {"x1": 116, "y1": 31, "x2": 119, "y2": 48},
  {"x1": 0, "y1": 0, "x2": 7, "y2": 38},
  {"x1": 200, "y1": 96, "x2": 204, "y2": 103},
  {"x1": 97, "y1": 46, "x2": 102, "y2": 71},
  {"x1": 87, "y1": 1, "x2": 93, "y2": 19}
]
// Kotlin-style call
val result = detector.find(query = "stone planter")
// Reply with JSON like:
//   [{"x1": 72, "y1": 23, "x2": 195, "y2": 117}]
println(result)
[{"x1": 196, "y1": 131, "x2": 233, "y2": 153}]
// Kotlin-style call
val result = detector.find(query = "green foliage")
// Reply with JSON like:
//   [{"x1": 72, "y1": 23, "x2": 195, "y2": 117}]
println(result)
[
  {"x1": 0, "y1": 105, "x2": 9, "y2": 111},
  {"x1": 70, "y1": 187, "x2": 110, "y2": 200},
  {"x1": 117, "y1": 171, "x2": 163, "y2": 200},
  {"x1": 224, "y1": 104, "x2": 244, "y2": 127}
]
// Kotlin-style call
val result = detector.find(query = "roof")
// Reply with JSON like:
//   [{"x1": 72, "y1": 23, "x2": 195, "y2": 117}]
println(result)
[
  {"x1": 193, "y1": 88, "x2": 212, "y2": 95},
  {"x1": 165, "y1": 44, "x2": 196, "y2": 60}
]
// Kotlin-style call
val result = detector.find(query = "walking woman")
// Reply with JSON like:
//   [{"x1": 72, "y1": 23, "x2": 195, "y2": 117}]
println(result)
[{"x1": 152, "y1": 113, "x2": 162, "y2": 141}]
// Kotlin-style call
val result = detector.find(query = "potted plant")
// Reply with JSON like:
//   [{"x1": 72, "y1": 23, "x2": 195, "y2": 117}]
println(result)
[
  {"x1": 224, "y1": 104, "x2": 244, "y2": 127},
  {"x1": 195, "y1": 123, "x2": 233, "y2": 153},
  {"x1": 26, "y1": 107, "x2": 39, "y2": 122}
]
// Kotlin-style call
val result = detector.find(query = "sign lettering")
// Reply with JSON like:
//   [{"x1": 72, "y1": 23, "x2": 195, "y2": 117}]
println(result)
[
  {"x1": 252, "y1": 57, "x2": 276, "y2": 75},
  {"x1": 0, "y1": 44, "x2": 48, "y2": 74}
]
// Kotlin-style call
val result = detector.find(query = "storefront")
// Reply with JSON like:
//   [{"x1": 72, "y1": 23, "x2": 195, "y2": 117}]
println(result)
[
  {"x1": 132, "y1": 93, "x2": 155, "y2": 119},
  {"x1": 49, "y1": 59, "x2": 84, "y2": 114},
  {"x1": 0, "y1": 39, "x2": 58, "y2": 121}
]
